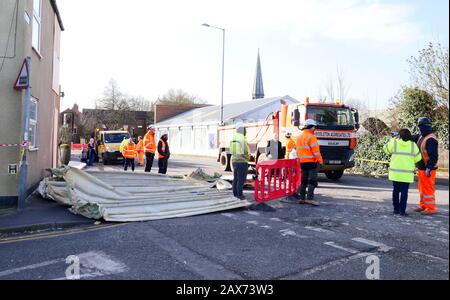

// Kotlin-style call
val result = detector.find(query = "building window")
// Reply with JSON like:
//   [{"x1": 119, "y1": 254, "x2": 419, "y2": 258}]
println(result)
[
  {"x1": 29, "y1": 97, "x2": 38, "y2": 148},
  {"x1": 32, "y1": 0, "x2": 42, "y2": 53}
]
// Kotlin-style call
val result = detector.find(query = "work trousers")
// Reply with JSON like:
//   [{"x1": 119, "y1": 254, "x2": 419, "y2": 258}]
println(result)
[
  {"x1": 124, "y1": 158, "x2": 135, "y2": 172},
  {"x1": 87, "y1": 150, "x2": 95, "y2": 167},
  {"x1": 298, "y1": 163, "x2": 318, "y2": 200},
  {"x1": 392, "y1": 181, "x2": 410, "y2": 214},
  {"x1": 418, "y1": 170, "x2": 437, "y2": 213},
  {"x1": 158, "y1": 157, "x2": 169, "y2": 174},
  {"x1": 145, "y1": 152, "x2": 155, "y2": 173},
  {"x1": 232, "y1": 162, "x2": 248, "y2": 198}
]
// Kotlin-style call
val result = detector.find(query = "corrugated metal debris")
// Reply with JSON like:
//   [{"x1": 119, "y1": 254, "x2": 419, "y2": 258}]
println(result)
[{"x1": 38, "y1": 167, "x2": 250, "y2": 222}]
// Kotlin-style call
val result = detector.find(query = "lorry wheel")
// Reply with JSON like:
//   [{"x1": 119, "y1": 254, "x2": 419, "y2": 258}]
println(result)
[
  {"x1": 220, "y1": 152, "x2": 231, "y2": 172},
  {"x1": 325, "y1": 170, "x2": 344, "y2": 180}
]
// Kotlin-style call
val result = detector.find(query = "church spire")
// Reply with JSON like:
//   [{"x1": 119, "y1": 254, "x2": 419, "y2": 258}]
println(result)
[{"x1": 252, "y1": 49, "x2": 265, "y2": 100}]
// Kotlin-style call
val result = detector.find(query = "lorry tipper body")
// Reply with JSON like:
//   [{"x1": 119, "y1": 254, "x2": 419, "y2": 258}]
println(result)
[{"x1": 217, "y1": 98, "x2": 360, "y2": 180}]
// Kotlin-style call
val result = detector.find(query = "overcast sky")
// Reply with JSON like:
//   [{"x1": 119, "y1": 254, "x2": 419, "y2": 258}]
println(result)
[{"x1": 58, "y1": 0, "x2": 449, "y2": 111}]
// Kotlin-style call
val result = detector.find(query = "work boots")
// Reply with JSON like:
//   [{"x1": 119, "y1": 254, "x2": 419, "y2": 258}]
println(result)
[
  {"x1": 413, "y1": 207, "x2": 425, "y2": 212},
  {"x1": 298, "y1": 185, "x2": 307, "y2": 204},
  {"x1": 306, "y1": 185, "x2": 319, "y2": 206}
]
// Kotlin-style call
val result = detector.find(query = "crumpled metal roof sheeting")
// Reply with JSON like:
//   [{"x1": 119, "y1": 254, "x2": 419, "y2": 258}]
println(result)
[{"x1": 51, "y1": 167, "x2": 250, "y2": 222}]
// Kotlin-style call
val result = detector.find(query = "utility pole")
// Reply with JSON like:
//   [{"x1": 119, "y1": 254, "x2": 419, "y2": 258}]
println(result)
[
  {"x1": 202, "y1": 23, "x2": 225, "y2": 126},
  {"x1": 18, "y1": 56, "x2": 32, "y2": 211}
]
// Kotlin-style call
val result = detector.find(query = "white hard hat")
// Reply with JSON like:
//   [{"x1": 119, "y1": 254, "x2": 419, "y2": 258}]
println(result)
[
  {"x1": 304, "y1": 119, "x2": 317, "y2": 127},
  {"x1": 285, "y1": 128, "x2": 292, "y2": 136},
  {"x1": 235, "y1": 121, "x2": 245, "y2": 129},
  {"x1": 147, "y1": 125, "x2": 156, "y2": 130}
]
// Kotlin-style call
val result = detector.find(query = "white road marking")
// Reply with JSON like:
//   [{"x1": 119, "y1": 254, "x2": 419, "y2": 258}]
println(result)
[
  {"x1": 247, "y1": 221, "x2": 258, "y2": 225},
  {"x1": 270, "y1": 218, "x2": 282, "y2": 222},
  {"x1": 280, "y1": 229, "x2": 297, "y2": 237},
  {"x1": 412, "y1": 252, "x2": 449, "y2": 263},
  {"x1": 245, "y1": 211, "x2": 260, "y2": 216},
  {"x1": 305, "y1": 226, "x2": 333, "y2": 234},
  {"x1": 285, "y1": 252, "x2": 373, "y2": 279},
  {"x1": 352, "y1": 238, "x2": 393, "y2": 252},
  {"x1": 221, "y1": 213, "x2": 237, "y2": 219},
  {"x1": 324, "y1": 242, "x2": 359, "y2": 254},
  {"x1": 53, "y1": 251, "x2": 127, "y2": 280},
  {"x1": 0, "y1": 258, "x2": 64, "y2": 277},
  {"x1": 0, "y1": 251, "x2": 127, "y2": 280},
  {"x1": 260, "y1": 225, "x2": 271, "y2": 229},
  {"x1": 435, "y1": 237, "x2": 449, "y2": 243}
]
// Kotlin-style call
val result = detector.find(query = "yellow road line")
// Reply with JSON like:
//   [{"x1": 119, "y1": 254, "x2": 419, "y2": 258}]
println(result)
[{"x1": 0, "y1": 223, "x2": 128, "y2": 245}]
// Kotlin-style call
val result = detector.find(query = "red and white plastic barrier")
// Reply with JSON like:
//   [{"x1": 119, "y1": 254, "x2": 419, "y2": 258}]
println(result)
[{"x1": 254, "y1": 159, "x2": 301, "y2": 203}]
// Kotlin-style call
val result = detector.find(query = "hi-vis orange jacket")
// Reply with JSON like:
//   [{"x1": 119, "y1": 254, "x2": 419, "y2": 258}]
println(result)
[
  {"x1": 296, "y1": 129, "x2": 324, "y2": 164},
  {"x1": 285, "y1": 137, "x2": 297, "y2": 159},
  {"x1": 143, "y1": 130, "x2": 156, "y2": 154},
  {"x1": 122, "y1": 143, "x2": 137, "y2": 159}
]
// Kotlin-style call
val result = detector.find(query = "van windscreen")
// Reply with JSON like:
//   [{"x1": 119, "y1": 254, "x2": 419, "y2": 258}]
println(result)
[{"x1": 105, "y1": 133, "x2": 130, "y2": 143}]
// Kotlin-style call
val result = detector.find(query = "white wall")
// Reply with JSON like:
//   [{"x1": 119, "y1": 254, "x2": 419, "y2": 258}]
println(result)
[{"x1": 156, "y1": 125, "x2": 219, "y2": 157}]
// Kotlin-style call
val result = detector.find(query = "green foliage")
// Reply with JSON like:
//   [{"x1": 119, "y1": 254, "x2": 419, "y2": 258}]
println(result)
[
  {"x1": 352, "y1": 134, "x2": 391, "y2": 176},
  {"x1": 408, "y1": 42, "x2": 449, "y2": 109},
  {"x1": 392, "y1": 87, "x2": 449, "y2": 150},
  {"x1": 393, "y1": 87, "x2": 437, "y2": 132},
  {"x1": 435, "y1": 120, "x2": 449, "y2": 149}
]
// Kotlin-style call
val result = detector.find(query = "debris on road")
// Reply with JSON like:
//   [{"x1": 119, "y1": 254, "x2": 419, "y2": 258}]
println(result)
[
  {"x1": 38, "y1": 167, "x2": 250, "y2": 222},
  {"x1": 188, "y1": 168, "x2": 222, "y2": 182}
]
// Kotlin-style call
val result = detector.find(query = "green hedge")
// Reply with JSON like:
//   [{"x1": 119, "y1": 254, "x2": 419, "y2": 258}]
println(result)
[{"x1": 351, "y1": 134, "x2": 391, "y2": 176}]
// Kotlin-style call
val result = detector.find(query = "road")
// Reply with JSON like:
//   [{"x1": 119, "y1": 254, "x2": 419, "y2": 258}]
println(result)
[{"x1": 0, "y1": 155, "x2": 448, "y2": 280}]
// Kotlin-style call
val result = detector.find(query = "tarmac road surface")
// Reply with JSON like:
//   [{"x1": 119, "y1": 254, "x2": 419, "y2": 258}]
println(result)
[{"x1": 0, "y1": 155, "x2": 448, "y2": 280}]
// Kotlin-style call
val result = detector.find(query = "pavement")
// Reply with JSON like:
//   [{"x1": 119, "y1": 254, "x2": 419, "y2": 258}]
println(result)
[
  {"x1": 0, "y1": 155, "x2": 448, "y2": 280},
  {"x1": 0, "y1": 154, "x2": 230, "y2": 235},
  {"x1": 0, "y1": 195, "x2": 96, "y2": 237}
]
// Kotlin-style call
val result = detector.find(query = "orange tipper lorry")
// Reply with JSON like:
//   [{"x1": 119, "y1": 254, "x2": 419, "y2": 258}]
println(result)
[{"x1": 217, "y1": 98, "x2": 360, "y2": 180}]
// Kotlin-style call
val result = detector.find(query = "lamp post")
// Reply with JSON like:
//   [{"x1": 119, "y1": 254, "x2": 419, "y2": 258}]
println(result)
[{"x1": 202, "y1": 23, "x2": 225, "y2": 126}]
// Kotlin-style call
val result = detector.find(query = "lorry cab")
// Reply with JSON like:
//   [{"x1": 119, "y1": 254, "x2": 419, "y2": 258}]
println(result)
[
  {"x1": 97, "y1": 130, "x2": 131, "y2": 165},
  {"x1": 282, "y1": 99, "x2": 360, "y2": 179}
]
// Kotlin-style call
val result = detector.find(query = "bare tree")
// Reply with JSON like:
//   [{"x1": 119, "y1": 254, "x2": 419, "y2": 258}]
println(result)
[
  {"x1": 318, "y1": 66, "x2": 351, "y2": 103},
  {"x1": 325, "y1": 75, "x2": 335, "y2": 102},
  {"x1": 408, "y1": 42, "x2": 449, "y2": 111},
  {"x1": 129, "y1": 96, "x2": 153, "y2": 111},
  {"x1": 316, "y1": 87, "x2": 328, "y2": 103},
  {"x1": 157, "y1": 88, "x2": 205, "y2": 105},
  {"x1": 336, "y1": 66, "x2": 350, "y2": 103},
  {"x1": 96, "y1": 78, "x2": 129, "y2": 111},
  {"x1": 345, "y1": 98, "x2": 367, "y2": 112}
]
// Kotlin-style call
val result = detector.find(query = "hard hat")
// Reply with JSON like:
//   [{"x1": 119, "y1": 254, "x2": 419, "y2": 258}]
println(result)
[
  {"x1": 418, "y1": 117, "x2": 431, "y2": 126},
  {"x1": 304, "y1": 119, "x2": 317, "y2": 127},
  {"x1": 235, "y1": 121, "x2": 245, "y2": 129},
  {"x1": 147, "y1": 125, "x2": 156, "y2": 131}
]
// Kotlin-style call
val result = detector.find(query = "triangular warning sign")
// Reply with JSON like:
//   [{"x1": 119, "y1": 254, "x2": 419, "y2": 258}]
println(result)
[{"x1": 14, "y1": 59, "x2": 29, "y2": 91}]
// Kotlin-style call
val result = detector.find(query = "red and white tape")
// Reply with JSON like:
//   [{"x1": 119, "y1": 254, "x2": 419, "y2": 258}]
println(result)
[{"x1": 0, "y1": 141, "x2": 28, "y2": 148}]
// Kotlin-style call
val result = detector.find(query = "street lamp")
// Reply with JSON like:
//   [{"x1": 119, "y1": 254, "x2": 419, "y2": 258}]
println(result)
[{"x1": 202, "y1": 23, "x2": 225, "y2": 126}]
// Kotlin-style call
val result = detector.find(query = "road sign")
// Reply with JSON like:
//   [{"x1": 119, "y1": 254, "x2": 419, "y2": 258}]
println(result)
[
  {"x1": 13, "y1": 59, "x2": 30, "y2": 91},
  {"x1": 8, "y1": 164, "x2": 18, "y2": 175}
]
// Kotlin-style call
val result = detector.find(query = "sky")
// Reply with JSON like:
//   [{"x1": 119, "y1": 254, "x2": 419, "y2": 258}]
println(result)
[{"x1": 57, "y1": 0, "x2": 449, "y2": 111}]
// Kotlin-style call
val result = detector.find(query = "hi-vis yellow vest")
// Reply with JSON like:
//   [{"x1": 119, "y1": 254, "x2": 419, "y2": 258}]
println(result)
[
  {"x1": 383, "y1": 138, "x2": 422, "y2": 183},
  {"x1": 230, "y1": 133, "x2": 250, "y2": 163}
]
